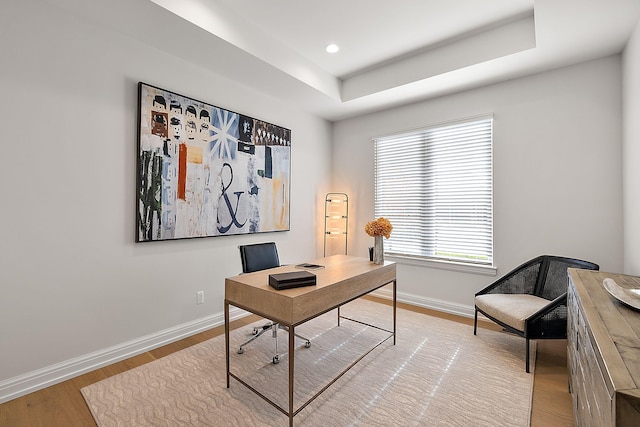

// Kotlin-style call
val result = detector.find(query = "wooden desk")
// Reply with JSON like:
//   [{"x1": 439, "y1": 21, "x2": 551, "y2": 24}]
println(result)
[{"x1": 224, "y1": 254, "x2": 397, "y2": 426}]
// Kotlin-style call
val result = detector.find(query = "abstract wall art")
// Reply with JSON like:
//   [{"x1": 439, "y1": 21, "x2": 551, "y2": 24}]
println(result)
[{"x1": 136, "y1": 82, "x2": 291, "y2": 242}]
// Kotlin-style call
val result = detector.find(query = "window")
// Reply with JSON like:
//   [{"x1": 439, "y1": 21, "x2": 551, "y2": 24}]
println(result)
[{"x1": 374, "y1": 116, "x2": 493, "y2": 268}]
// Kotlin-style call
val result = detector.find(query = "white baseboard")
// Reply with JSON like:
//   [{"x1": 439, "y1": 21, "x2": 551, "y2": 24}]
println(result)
[
  {"x1": 369, "y1": 288, "x2": 476, "y2": 319},
  {"x1": 0, "y1": 306, "x2": 249, "y2": 404},
  {"x1": 0, "y1": 294, "x2": 476, "y2": 404}
]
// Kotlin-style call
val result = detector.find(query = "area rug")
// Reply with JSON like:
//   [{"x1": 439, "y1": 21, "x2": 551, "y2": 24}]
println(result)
[{"x1": 81, "y1": 299, "x2": 534, "y2": 426}]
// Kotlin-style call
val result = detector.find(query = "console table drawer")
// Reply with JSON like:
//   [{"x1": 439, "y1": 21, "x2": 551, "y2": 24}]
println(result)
[{"x1": 568, "y1": 282, "x2": 613, "y2": 426}]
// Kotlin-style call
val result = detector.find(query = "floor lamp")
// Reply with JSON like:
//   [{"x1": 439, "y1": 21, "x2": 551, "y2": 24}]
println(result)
[{"x1": 324, "y1": 193, "x2": 348, "y2": 256}]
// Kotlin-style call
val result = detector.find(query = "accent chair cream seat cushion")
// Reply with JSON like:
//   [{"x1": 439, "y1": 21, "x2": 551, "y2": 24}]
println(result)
[{"x1": 474, "y1": 294, "x2": 551, "y2": 332}]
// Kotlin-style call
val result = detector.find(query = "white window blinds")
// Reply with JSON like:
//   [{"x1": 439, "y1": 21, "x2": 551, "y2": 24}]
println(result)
[{"x1": 374, "y1": 116, "x2": 493, "y2": 265}]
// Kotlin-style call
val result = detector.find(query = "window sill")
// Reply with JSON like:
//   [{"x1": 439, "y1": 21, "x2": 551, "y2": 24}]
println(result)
[{"x1": 386, "y1": 254, "x2": 497, "y2": 276}]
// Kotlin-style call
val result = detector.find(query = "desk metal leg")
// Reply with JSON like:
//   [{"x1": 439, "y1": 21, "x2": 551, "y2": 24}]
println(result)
[
  {"x1": 224, "y1": 300, "x2": 230, "y2": 388},
  {"x1": 289, "y1": 324, "x2": 295, "y2": 427},
  {"x1": 393, "y1": 279, "x2": 397, "y2": 345}
]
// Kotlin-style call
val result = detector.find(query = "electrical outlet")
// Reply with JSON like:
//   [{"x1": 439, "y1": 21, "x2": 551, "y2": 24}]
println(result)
[{"x1": 196, "y1": 291, "x2": 204, "y2": 304}]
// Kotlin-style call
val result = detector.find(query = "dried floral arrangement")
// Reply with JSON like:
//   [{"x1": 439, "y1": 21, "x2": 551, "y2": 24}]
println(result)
[{"x1": 365, "y1": 217, "x2": 393, "y2": 239}]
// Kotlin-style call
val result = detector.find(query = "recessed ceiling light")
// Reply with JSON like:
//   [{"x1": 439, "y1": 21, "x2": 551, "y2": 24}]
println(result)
[{"x1": 325, "y1": 44, "x2": 339, "y2": 54}]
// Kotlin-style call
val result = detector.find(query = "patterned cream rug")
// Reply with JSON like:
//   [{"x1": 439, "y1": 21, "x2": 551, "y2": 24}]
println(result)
[{"x1": 81, "y1": 299, "x2": 534, "y2": 426}]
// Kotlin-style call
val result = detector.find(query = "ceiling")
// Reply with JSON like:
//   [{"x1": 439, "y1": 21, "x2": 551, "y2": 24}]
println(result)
[
  {"x1": 202, "y1": 0, "x2": 537, "y2": 78},
  {"x1": 50, "y1": 0, "x2": 640, "y2": 121}
]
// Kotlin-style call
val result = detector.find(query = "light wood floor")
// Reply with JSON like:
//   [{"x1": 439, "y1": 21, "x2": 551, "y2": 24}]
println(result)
[{"x1": 0, "y1": 298, "x2": 574, "y2": 426}]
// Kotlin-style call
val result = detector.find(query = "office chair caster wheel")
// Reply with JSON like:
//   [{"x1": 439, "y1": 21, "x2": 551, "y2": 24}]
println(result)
[
  {"x1": 237, "y1": 347, "x2": 244, "y2": 354},
  {"x1": 272, "y1": 355, "x2": 280, "y2": 364},
  {"x1": 305, "y1": 341, "x2": 311, "y2": 348}
]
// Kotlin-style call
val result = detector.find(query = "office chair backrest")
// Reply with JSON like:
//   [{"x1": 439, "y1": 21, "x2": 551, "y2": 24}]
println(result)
[{"x1": 239, "y1": 242, "x2": 280, "y2": 273}]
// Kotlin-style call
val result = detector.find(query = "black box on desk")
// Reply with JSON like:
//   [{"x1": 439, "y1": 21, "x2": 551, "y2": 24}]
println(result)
[{"x1": 268, "y1": 271, "x2": 316, "y2": 290}]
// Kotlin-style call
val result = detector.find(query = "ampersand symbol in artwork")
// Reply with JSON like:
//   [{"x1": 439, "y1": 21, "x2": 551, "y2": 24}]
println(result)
[{"x1": 217, "y1": 162, "x2": 247, "y2": 233}]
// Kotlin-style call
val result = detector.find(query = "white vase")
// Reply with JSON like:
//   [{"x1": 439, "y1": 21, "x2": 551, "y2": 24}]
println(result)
[{"x1": 373, "y1": 235, "x2": 384, "y2": 265}]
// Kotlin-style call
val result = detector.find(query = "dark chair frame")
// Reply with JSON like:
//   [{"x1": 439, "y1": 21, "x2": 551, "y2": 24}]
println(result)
[
  {"x1": 237, "y1": 242, "x2": 310, "y2": 364},
  {"x1": 474, "y1": 255, "x2": 599, "y2": 372}
]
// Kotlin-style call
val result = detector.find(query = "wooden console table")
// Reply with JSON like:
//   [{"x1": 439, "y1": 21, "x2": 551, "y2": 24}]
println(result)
[
  {"x1": 567, "y1": 269, "x2": 640, "y2": 426},
  {"x1": 224, "y1": 254, "x2": 396, "y2": 426}
]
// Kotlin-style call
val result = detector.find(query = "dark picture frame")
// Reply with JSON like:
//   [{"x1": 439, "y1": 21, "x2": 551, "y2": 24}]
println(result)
[{"x1": 136, "y1": 82, "x2": 291, "y2": 242}]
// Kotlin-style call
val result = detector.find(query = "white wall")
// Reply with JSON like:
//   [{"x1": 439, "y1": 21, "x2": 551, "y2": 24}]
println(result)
[
  {"x1": 333, "y1": 56, "x2": 623, "y2": 313},
  {"x1": 0, "y1": 0, "x2": 331, "y2": 398},
  {"x1": 623, "y1": 19, "x2": 640, "y2": 275}
]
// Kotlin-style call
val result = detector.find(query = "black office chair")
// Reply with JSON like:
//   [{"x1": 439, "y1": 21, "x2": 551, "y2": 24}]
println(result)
[
  {"x1": 474, "y1": 255, "x2": 599, "y2": 372},
  {"x1": 237, "y1": 242, "x2": 311, "y2": 364}
]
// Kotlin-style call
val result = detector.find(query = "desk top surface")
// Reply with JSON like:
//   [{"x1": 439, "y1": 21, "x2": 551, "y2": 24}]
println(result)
[{"x1": 225, "y1": 254, "x2": 396, "y2": 325}]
